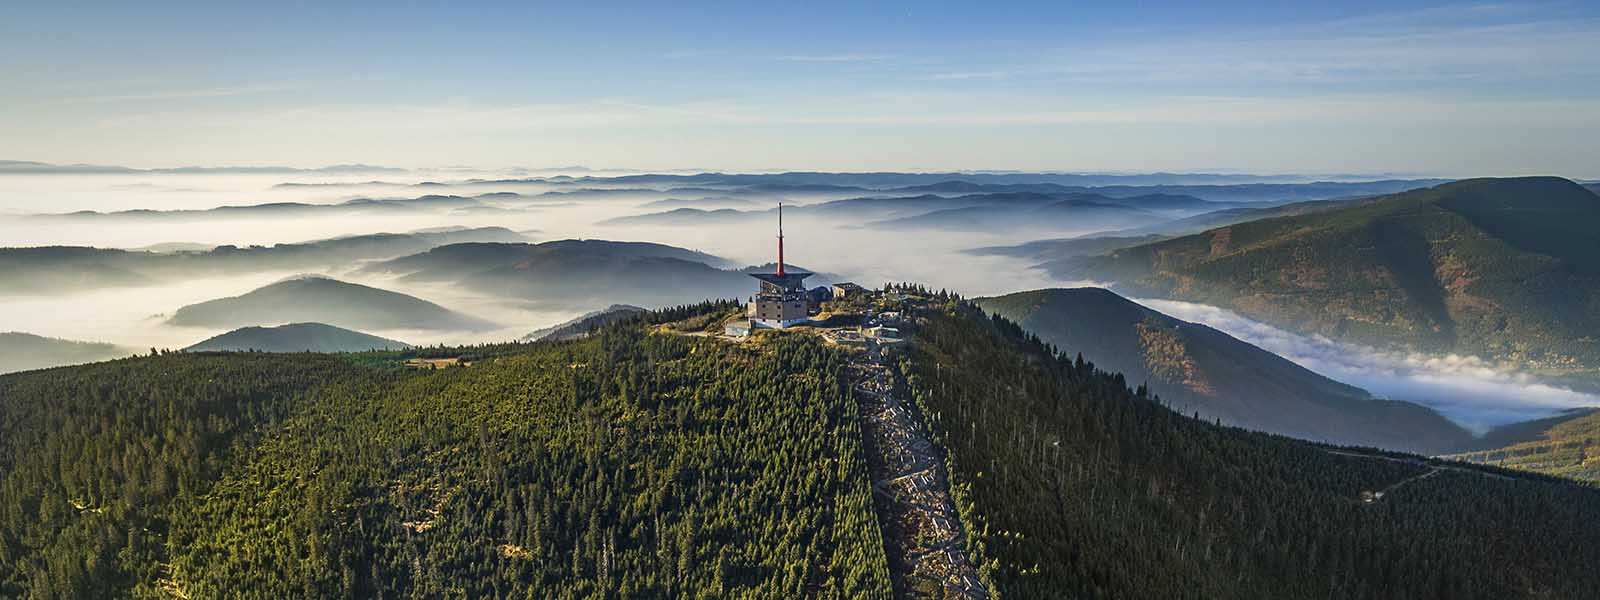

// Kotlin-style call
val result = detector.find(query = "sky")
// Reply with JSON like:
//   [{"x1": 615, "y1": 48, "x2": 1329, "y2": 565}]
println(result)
[{"x1": 2, "y1": 1, "x2": 1597, "y2": 176}]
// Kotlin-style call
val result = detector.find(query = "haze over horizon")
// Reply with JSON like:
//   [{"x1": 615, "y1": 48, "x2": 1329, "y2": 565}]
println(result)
[{"x1": 3, "y1": 1, "x2": 1598, "y2": 176}]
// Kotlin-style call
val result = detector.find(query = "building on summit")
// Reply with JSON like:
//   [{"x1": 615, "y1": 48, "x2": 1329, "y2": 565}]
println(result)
[
  {"x1": 831, "y1": 282, "x2": 866, "y2": 299},
  {"x1": 747, "y1": 204, "x2": 813, "y2": 329}
]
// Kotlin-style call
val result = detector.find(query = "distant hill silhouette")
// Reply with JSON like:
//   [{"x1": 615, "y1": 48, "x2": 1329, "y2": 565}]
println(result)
[
  {"x1": 28, "y1": 194, "x2": 484, "y2": 221},
  {"x1": 168, "y1": 276, "x2": 493, "y2": 331},
  {"x1": 602, "y1": 208, "x2": 763, "y2": 226},
  {"x1": 183, "y1": 322, "x2": 410, "y2": 353},
  {"x1": 977, "y1": 288, "x2": 1472, "y2": 454},
  {"x1": 968, "y1": 234, "x2": 1171, "y2": 261},
  {"x1": 522, "y1": 306, "x2": 647, "y2": 341},
  {"x1": 364, "y1": 240, "x2": 750, "y2": 309},
  {"x1": 637, "y1": 196, "x2": 760, "y2": 210},
  {"x1": 0, "y1": 332, "x2": 132, "y2": 374},
  {"x1": 0, "y1": 227, "x2": 526, "y2": 295}
]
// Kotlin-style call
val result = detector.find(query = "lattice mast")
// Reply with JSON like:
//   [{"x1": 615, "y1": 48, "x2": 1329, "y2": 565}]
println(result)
[{"x1": 776, "y1": 203, "x2": 786, "y2": 277}]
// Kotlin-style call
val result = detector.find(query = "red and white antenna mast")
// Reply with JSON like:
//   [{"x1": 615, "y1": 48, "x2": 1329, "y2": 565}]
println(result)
[{"x1": 776, "y1": 203, "x2": 786, "y2": 277}]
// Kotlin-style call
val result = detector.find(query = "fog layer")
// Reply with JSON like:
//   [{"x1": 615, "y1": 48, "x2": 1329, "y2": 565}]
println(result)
[
  {"x1": 1136, "y1": 298, "x2": 1600, "y2": 431},
  {"x1": 2, "y1": 170, "x2": 1591, "y2": 432}
]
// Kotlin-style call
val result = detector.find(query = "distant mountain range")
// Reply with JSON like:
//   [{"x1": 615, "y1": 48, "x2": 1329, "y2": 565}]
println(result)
[
  {"x1": 530, "y1": 171, "x2": 1448, "y2": 191},
  {"x1": 607, "y1": 191, "x2": 1223, "y2": 233},
  {"x1": 832, "y1": 191, "x2": 1218, "y2": 218},
  {"x1": 362, "y1": 240, "x2": 751, "y2": 310},
  {"x1": 0, "y1": 227, "x2": 526, "y2": 295},
  {"x1": 637, "y1": 196, "x2": 761, "y2": 210},
  {"x1": 969, "y1": 194, "x2": 1391, "y2": 267},
  {"x1": 1047, "y1": 177, "x2": 1600, "y2": 380},
  {"x1": 283, "y1": 174, "x2": 1448, "y2": 218},
  {"x1": 183, "y1": 322, "x2": 410, "y2": 353},
  {"x1": 602, "y1": 208, "x2": 761, "y2": 226},
  {"x1": 977, "y1": 288, "x2": 1472, "y2": 454},
  {"x1": 867, "y1": 194, "x2": 1162, "y2": 232},
  {"x1": 0, "y1": 332, "x2": 132, "y2": 374},
  {"x1": 968, "y1": 234, "x2": 1172, "y2": 262},
  {"x1": 0, "y1": 159, "x2": 405, "y2": 174},
  {"x1": 522, "y1": 305, "x2": 646, "y2": 341},
  {"x1": 1087, "y1": 194, "x2": 1384, "y2": 238},
  {"x1": 28, "y1": 194, "x2": 491, "y2": 221},
  {"x1": 168, "y1": 276, "x2": 493, "y2": 331}
]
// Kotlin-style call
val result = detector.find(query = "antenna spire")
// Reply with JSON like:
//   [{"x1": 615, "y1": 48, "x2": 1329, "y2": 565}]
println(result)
[{"x1": 776, "y1": 203, "x2": 786, "y2": 277}]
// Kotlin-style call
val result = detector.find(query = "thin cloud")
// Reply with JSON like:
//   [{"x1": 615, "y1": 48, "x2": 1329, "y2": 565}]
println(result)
[
  {"x1": 1026, "y1": 4, "x2": 1600, "y2": 86},
  {"x1": 918, "y1": 70, "x2": 1013, "y2": 81},
  {"x1": 661, "y1": 49, "x2": 725, "y2": 59},
  {"x1": 109, "y1": 91, "x2": 1597, "y2": 135},
  {"x1": 776, "y1": 53, "x2": 896, "y2": 63},
  {"x1": 1135, "y1": 297, "x2": 1600, "y2": 432},
  {"x1": 63, "y1": 83, "x2": 296, "y2": 104}
]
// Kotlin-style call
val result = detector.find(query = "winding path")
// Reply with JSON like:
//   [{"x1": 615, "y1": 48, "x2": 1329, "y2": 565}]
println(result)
[
  {"x1": 1324, "y1": 449, "x2": 1512, "y2": 504},
  {"x1": 851, "y1": 347, "x2": 988, "y2": 599}
]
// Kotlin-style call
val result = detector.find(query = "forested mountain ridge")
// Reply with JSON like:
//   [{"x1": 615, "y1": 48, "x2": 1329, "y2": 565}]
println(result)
[
  {"x1": 0, "y1": 227, "x2": 526, "y2": 295},
  {"x1": 362, "y1": 240, "x2": 735, "y2": 280},
  {"x1": 521, "y1": 305, "x2": 646, "y2": 341},
  {"x1": 1049, "y1": 177, "x2": 1600, "y2": 379},
  {"x1": 0, "y1": 304, "x2": 891, "y2": 598},
  {"x1": 974, "y1": 288, "x2": 1472, "y2": 454},
  {"x1": 26, "y1": 194, "x2": 488, "y2": 221},
  {"x1": 964, "y1": 194, "x2": 1399, "y2": 268},
  {"x1": 182, "y1": 322, "x2": 411, "y2": 352},
  {"x1": 361, "y1": 240, "x2": 754, "y2": 310},
  {"x1": 896, "y1": 292, "x2": 1600, "y2": 598}
]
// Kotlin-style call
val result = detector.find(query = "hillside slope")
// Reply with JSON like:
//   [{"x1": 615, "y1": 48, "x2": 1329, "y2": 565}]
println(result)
[
  {"x1": 5, "y1": 294, "x2": 1599, "y2": 598},
  {"x1": 897, "y1": 293, "x2": 1600, "y2": 598},
  {"x1": 0, "y1": 227, "x2": 526, "y2": 295},
  {"x1": 521, "y1": 305, "x2": 646, "y2": 341},
  {"x1": 0, "y1": 309, "x2": 890, "y2": 598},
  {"x1": 0, "y1": 332, "x2": 132, "y2": 374},
  {"x1": 1442, "y1": 408, "x2": 1600, "y2": 481},
  {"x1": 364, "y1": 240, "x2": 750, "y2": 309},
  {"x1": 167, "y1": 276, "x2": 493, "y2": 331},
  {"x1": 1052, "y1": 177, "x2": 1600, "y2": 378},
  {"x1": 975, "y1": 288, "x2": 1472, "y2": 454},
  {"x1": 967, "y1": 234, "x2": 1170, "y2": 262},
  {"x1": 182, "y1": 322, "x2": 411, "y2": 352}
]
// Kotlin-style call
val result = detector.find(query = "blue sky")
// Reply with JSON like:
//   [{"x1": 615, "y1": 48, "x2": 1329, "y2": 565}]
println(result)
[{"x1": 2, "y1": 1, "x2": 1596, "y2": 175}]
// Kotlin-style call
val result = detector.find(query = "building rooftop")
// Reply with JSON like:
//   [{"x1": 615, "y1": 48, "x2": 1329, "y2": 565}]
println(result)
[{"x1": 749, "y1": 270, "x2": 812, "y2": 288}]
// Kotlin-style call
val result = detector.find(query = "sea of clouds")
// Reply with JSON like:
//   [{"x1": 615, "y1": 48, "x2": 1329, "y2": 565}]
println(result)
[{"x1": 1137, "y1": 298, "x2": 1600, "y2": 432}]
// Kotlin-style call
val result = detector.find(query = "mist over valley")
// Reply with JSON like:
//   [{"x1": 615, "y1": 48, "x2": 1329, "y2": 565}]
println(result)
[{"x1": 3, "y1": 168, "x2": 1594, "y2": 437}]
